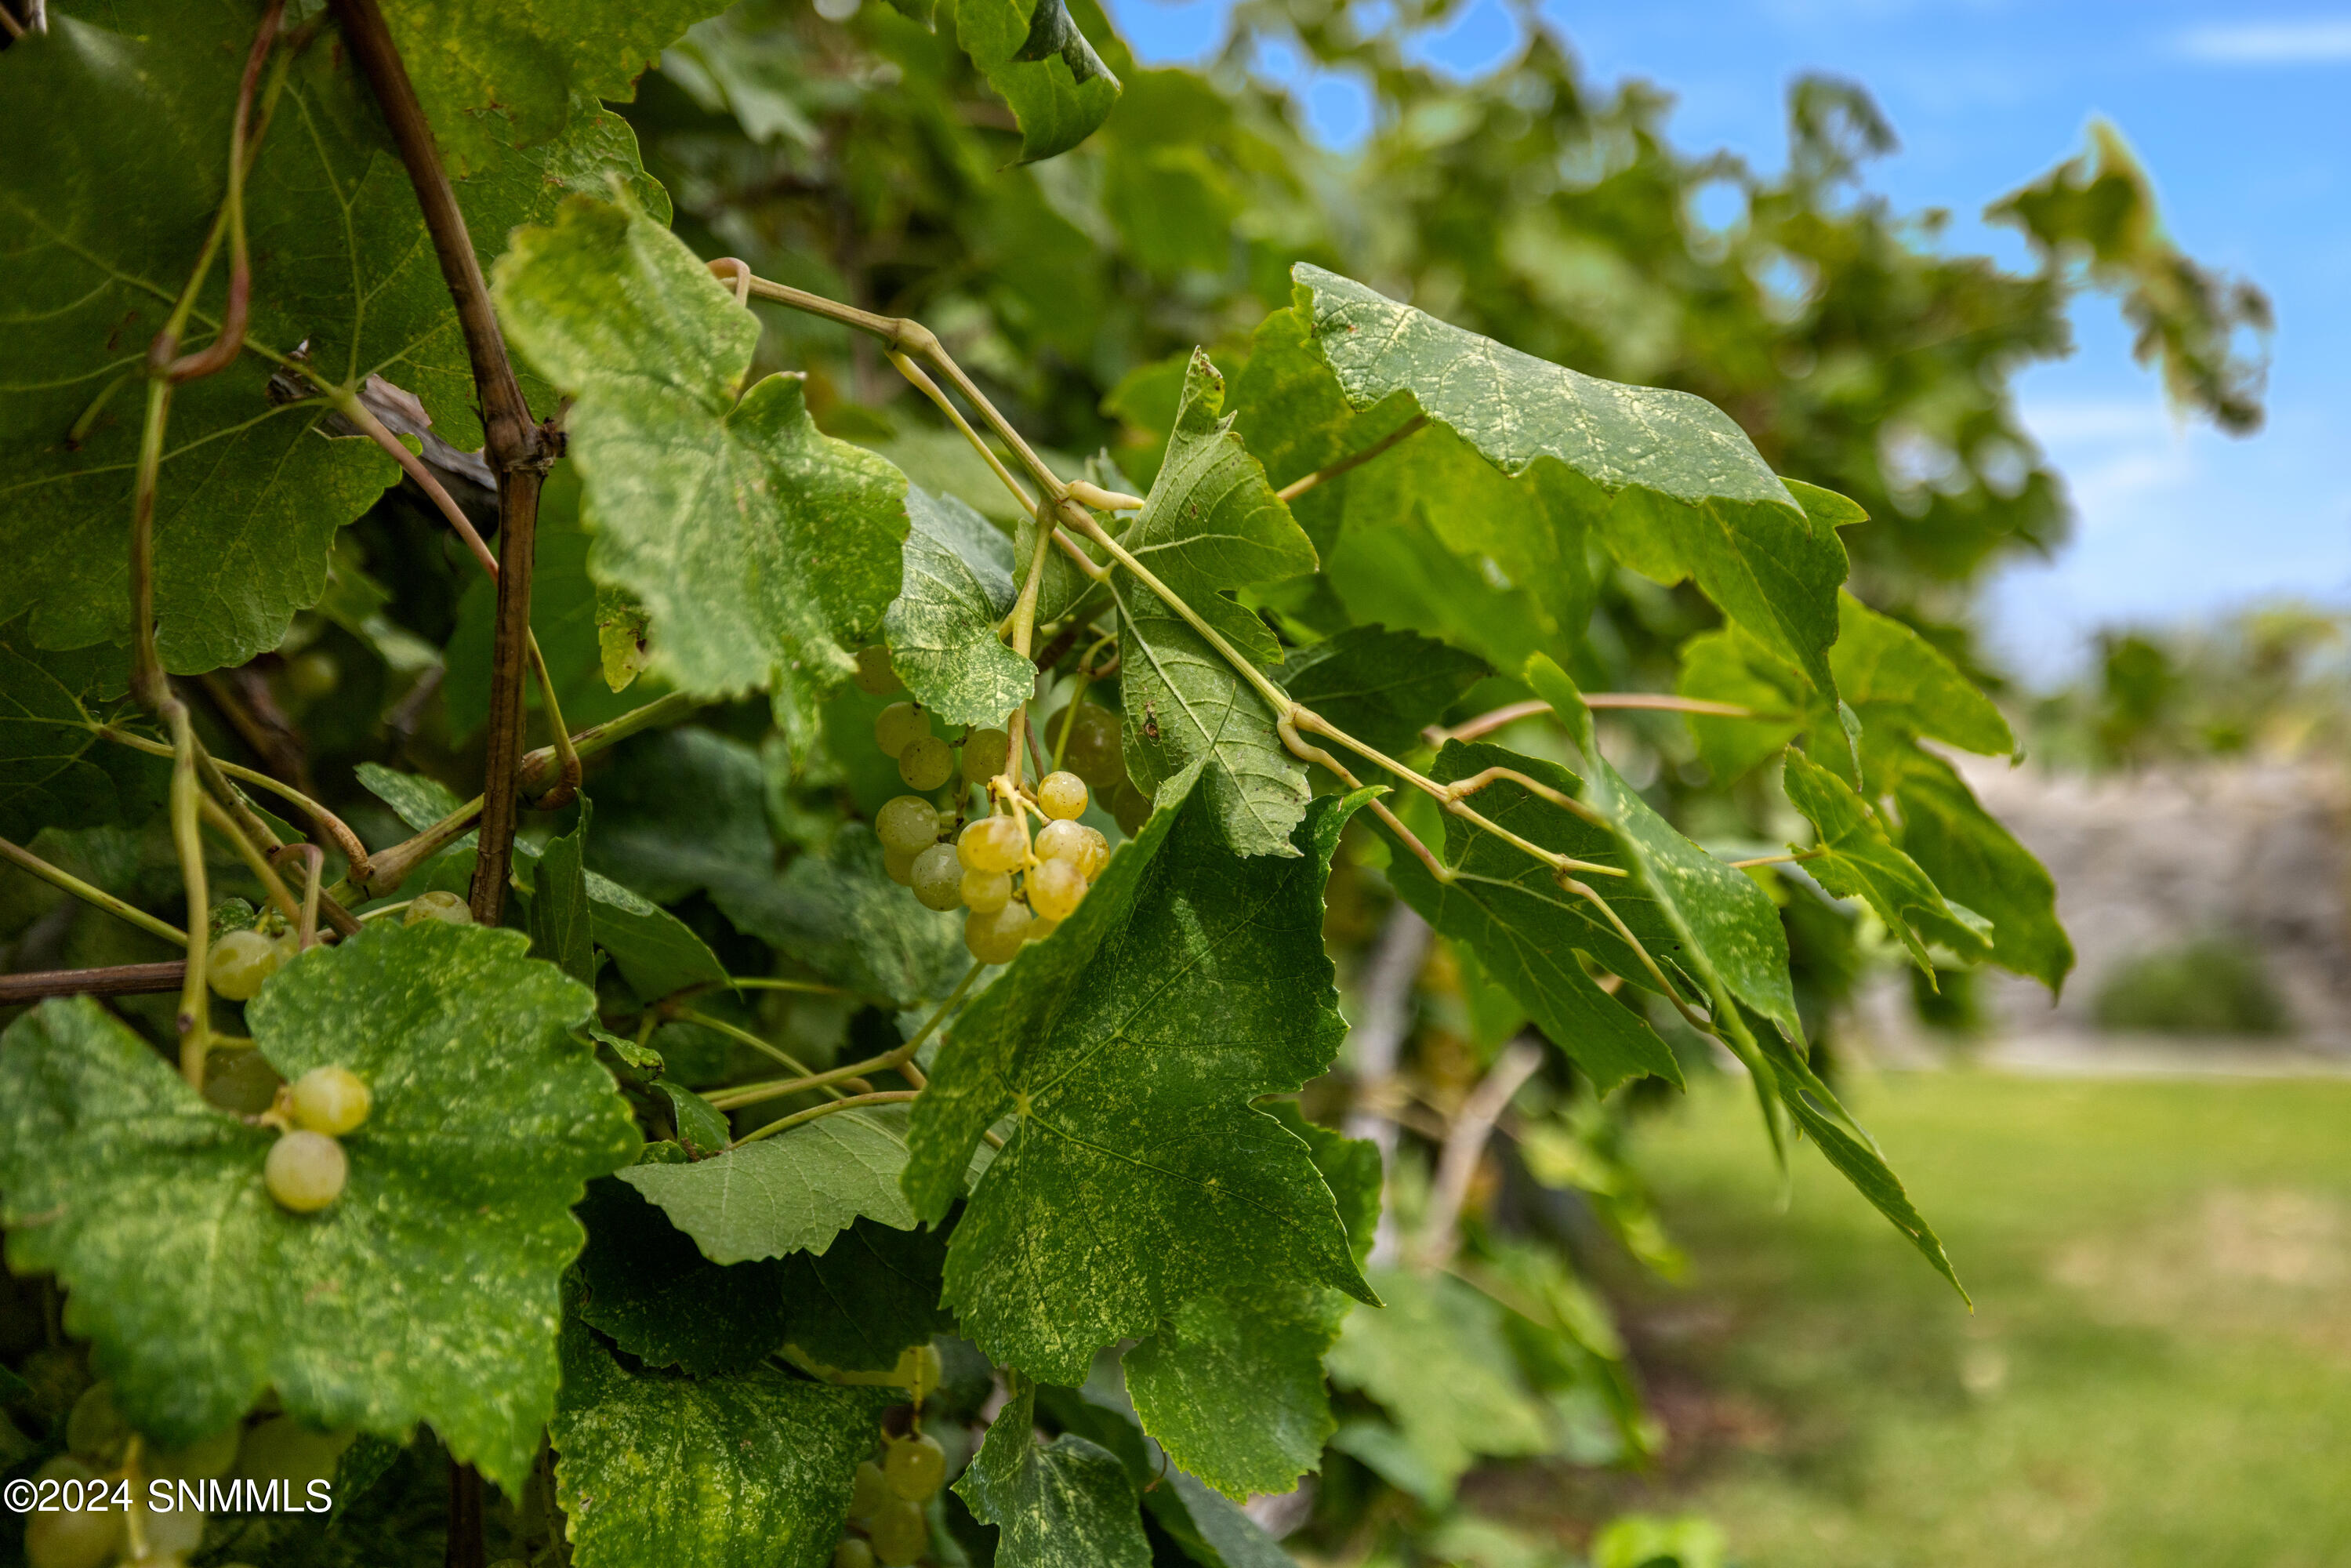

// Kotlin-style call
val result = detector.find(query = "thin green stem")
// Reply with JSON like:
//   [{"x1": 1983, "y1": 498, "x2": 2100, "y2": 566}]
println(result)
[
  {"x1": 165, "y1": 705, "x2": 210, "y2": 1090},
  {"x1": 128, "y1": 378, "x2": 175, "y2": 707},
  {"x1": 199, "y1": 797, "x2": 300, "y2": 929},
  {"x1": 707, "y1": 960, "x2": 979, "y2": 1112},
  {"x1": 95, "y1": 725, "x2": 370, "y2": 873},
  {"x1": 676, "y1": 1010, "x2": 844, "y2": 1094},
  {"x1": 731, "y1": 1090, "x2": 921, "y2": 1149},
  {"x1": 1273, "y1": 413, "x2": 1427, "y2": 503},
  {"x1": 0, "y1": 837, "x2": 187, "y2": 947},
  {"x1": 1728, "y1": 850, "x2": 1820, "y2": 870},
  {"x1": 725, "y1": 977, "x2": 853, "y2": 997}
]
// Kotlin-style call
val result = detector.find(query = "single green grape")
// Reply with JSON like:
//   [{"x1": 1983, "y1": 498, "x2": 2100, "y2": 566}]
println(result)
[
  {"x1": 264, "y1": 1131, "x2": 347, "y2": 1214},
  {"x1": 960, "y1": 867, "x2": 1011, "y2": 913},
  {"x1": 834, "y1": 1540, "x2": 876, "y2": 1568},
  {"x1": 873, "y1": 702, "x2": 930, "y2": 760},
  {"x1": 909, "y1": 844, "x2": 965, "y2": 912},
  {"x1": 1036, "y1": 771, "x2": 1087, "y2": 820},
  {"x1": 898, "y1": 735, "x2": 954, "y2": 791},
  {"x1": 148, "y1": 1425, "x2": 241, "y2": 1485},
  {"x1": 883, "y1": 846, "x2": 920, "y2": 887},
  {"x1": 65, "y1": 1381, "x2": 128, "y2": 1465},
  {"x1": 1072, "y1": 825, "x2": 1110, "y2": 880},
  {"x1": 883, "y1": 1432, "x2": 947, "y2": 1501},
  {"x1": 284, "y1": 649, "x2": 339, "y2": 702},
  {"x1": 1028, "y1": 915, "x2": 1060, "y2": 942},
  {"x1": 288, "y1": 1065, "x2": 372, "y2": 1138},
  {"x1": 957, "y1": 815, "x2": 1027, "y2": 874},
  {"x1": 908, "y1": 1343, "x2": 944, "y2": 1403},
  {"x1": 1045, "y1": 702, "x2": 1125, "y2": 789},
  {"x1": 875, "y1": 796, "x2": 941, "y2": 855},
  {"x1": 961, "y1": 727, "x2": 1010, "y2": 786},
  {"x1": 1036, "y1": 818, "x2": 1089, "y2": 867},
  {"x1": 847, "y1": 1460, "x2": 891, "y2": 1522},
  {"x1": 404, "y1": 890, "x2": 473, "y2": 927},
  {"x1": 866, "y1": 1498, "x2": 929, "y2": 1567},
  {"x1": 235, "y1": 1417, "x2": 357, "y2": 1489},
  {"x1": 1110, "y1": 782, "x2": 1152, "y2": 835},
  {"x1": 853, "y1": 645, "x2": 902, "y2": 696},
  {"x1": 964, "y1": 901, "x2": 1031, "y2": 964},
  {"x1": 1028, "y1": 858, "x2": 1086, "y2": 923},
  {"x1": 207, "y1": 928, "x2": 281, "y2": 1001},
  {"x1": 22, "y1": 1504, "x2": 123, "y2": 1568},
  {"x1": 141, "y1": 1498, "x2": 206, "y2": 1558}
]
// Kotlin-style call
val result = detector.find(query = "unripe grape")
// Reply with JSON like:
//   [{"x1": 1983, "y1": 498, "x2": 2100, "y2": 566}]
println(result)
[
  {"x1": 208, "y1": 928, "x2": 281, "y2": 1001},
  {"x1": 1045, "y1": 703, "x2": 1125, "y2": 789},
  {"x1": 875, "y1": 796, "x2": 941, "y2": 855},
  {"x1": 883, "y1": 846, "x2": 919, "y2": 887},
  {"x1": 897, "y1": 735, "x2": 953, "y2": 791},
  {"x1": 235, "y1": 1417, "x2": 356, "y2": 1488},
  {"x1": 847, "y1": 1460, "x2": 890, "y2": 1522},
  {"x1": 1036, "y1": 771, "x2": 1087, "y2": 821},
  {"x1": 289, "y1": 1065, "x2": 372, "y2": 1137},
  {"x1": 961, "y1": 728, "x2": 1010, "y2": 786},
  {"x1": 285, "y1": 649, "x2": 339, "y2": 702},
  {"x1": 835, "y1": 1541, "x2": 876, "y2": 1568},
  {"x1": 66, "y1": 1381, "x2": 128, "y2": 1465},
  {"x1": 1110, "y1": 782, "x2": 1152, "y2": 834},
  {"x1": 274, "y1": 931, "x2": 304, "y2": 969},
  {"x1": 873, "y1": 702, "x2": 929, "y2": 760},
  {"x1": 23, "y1": 1505, "x2": 122, "y2": 1568},
  {"x1": 150, "y1": 1425, "x2": 241, "y2": 1485},
  {"x1": 1073, "y1": 825, "x2": 1109, "y2": 880},
  {"x1": 853, "y1": 645, "x2": 902, "y2": 696},
  {"x1": 883, "y1": 1432, "x2": 947, "y2": 1501},
  {"x1": 141, "y1": 1499, "x2": 205, "y2": 1557},
  {"x1": 906, "y1": 1343, "x2": 943, "y2": 1403},
  {"x1": 964, "y1": 902, "x2": 1031, "y2": 964},
  {"x1": 1036, "y1": 818, "x2": 1088, "y2": 867},
  {"x1": 958, "y1": 815, "x2": 1028, "y2": 874},
  {"x1": 206, "y1": 1046, "x2": 285, "y2": 1119},
  {"x1": 404, "y1": 890, "x2": 473, "y2": 927},
  {"x1": 1029, "y1": 916, "x2": 1060, "y2": 942},
  {"x1": 265, "y1": 1131, "x2": 346, "y2": 1214},
  {"x1": 867, "y1": 1499, "x2": 928, "y2": 1567},
  {"x1": 1028, "y1": 858, "x2": 1086, "y2": 923},
  {"x1": 909, "y1": 844, "x2": 964, "y2": 912},
  {"x1": 960, "y1": 868, "x2": 1010, "y2": 913}
]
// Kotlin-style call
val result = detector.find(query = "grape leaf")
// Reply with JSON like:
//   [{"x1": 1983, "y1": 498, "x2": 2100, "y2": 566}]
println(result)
[
  {"x1": 0, "y1": 924, "x2": 638, "y2": 1492},
  {"x1": 904, "y1": 771, "x2": 1375, "y2": 1388},
  {"x1": 574, "y1": 1178, "x2": 789, "y2": 1377},
  {"x1": 0, "y1": 625, "x2": 166, "y2": 840},
  {"x1": 777, "y1": 1218, "x2": 954, "y2": 1373},
  {"x1": 493, "y1": 196, "x2": 909, "y2": 743},
  {"x1": 1380, "y1": 742, "x2": 1685, "y2": 1093},
  {"x1": 531, "y1": 800, "x2": 598, "y2": 988},
  {"x1": 1286, "y1": 265, "x2": 1849, "y2": 697},
  {"x1": 1673, "y1": 627, "x2": 1806, "y2": 783},
  {"x1": 883, "y1": 485, "x2": 1035, "y2": 730},
  {"x1": 956, "y1": 1383, "x2": 1151, "y2": 1568},
  {"x1": 1325, "y1": 1266, "x2": 1551, "y2": 1507},
  {"x1": 956, "y1": 0, "x2": 1124, "y2": 165},
  {"x1": 1322, "y1": 512, "x2": 1558, "y2": 682},
  {"x1": 1887, "y1": 750, "x2": 2073, "y2": 993},
  {"x1": 1780, "y1": 749, "x2": 1990, "y2": 974},
  {"x1": 1832, "y1": 593, "x2": 2013, "y2": 760},
  {"x1": 655, "y1": 1082, "x2": 733, "y2": 1157},
  {"x1": 1526, "y1": 657, "x2": 1803, "y2": 1049},
  {"x1": 582, "y1": 728, "x2": 771, "y2": 905},
  {"x1": 379, "y1": 0, "x2": 729, "y2": 177},
  {"x1": 552, "y1": 1308, "x2": 887, "y2": 1568},
  {"x1": 619, "y1": 1104, "x2": 929, "y2": 1265},
  {"x1": 1, "y1": 5, "x2": 662, "y2": 674},
  {"x1": 712, "y1": 826, "x2": 969, "y2": 1009},
  {"x1": 1272, "y1": 626, "x2": 1488, "y2": 758}
]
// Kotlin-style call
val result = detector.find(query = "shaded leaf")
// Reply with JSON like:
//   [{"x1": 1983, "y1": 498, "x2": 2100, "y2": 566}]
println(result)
[
  {"x1": 619, "y1": 1104, "x2": 927, "y2": 1265},
  {"x1": 905, "y1": 773, "x2": 1374, "y2": 1387},
  {"x1": 0, "y1": 925, "x2": 639, "y2": 1491},
  {"x1": 884, "y1": 485, "x2": 1034, "y2": 730},
  {"x1": 0, "y1": 625, "x2": 165, "y2": 840},
  {"x1": 713, "y1": 826, "x2": 969, "y2": 1008},
  {"x1": 531, "y1": 800, "x2": 598, "y2": 989},
  {"x1": 583, "y1": 728, "x2": 771, "y2": 904},
  {"x1": 956, "y1": 1382, "x2": 1151, "y2": 1568},
  {"x1": 1888, "y1": 750, "x2": 2073, "y2": 993},
  {"x1": 574, "y1": 1178, "x2": 789, "y2": 1377},
  {"x1": 778, "y1": 1218, "x2": 955, "y2": 1373},
  {"x1": 1272, "y1": 626, "x2": 1487, "y2": 757}
]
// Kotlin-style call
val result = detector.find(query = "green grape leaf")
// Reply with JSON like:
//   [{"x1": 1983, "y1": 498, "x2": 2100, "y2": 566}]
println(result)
[
  {"x1": 1674, "y1": 628, "x2": 1807, "y2": 783},
  {"x1": 956, "y1": 0, "x2": 1124, "y2": 165},
  {"x1": 598, "y1": 585, "x2": 653, "y2": 695},
  {"x1": 884, "y1": 485, "x2": 1034, "y2": 730},
  {"x1": 379, "y1": 1, "x2": 728, "y2": 177},
  {"x1": 1888, "y1": 750, "x2": 2073, "y2": 993},
  {"x1": 778, "y1": 1218, "x2": 955, "y2": 1373},
  {"x1": 1322, "y1": 511, "x2": 1557, "y2": 681},
  {"x1": 1526, "y1": 657, "x2": 1804, "y2": 1048},
  {"x1": 531, "y1": 800, "x2": 598, "y2": 988},
  {"x1": 904, "y1": 772, "x2": 1375, "y2": 1385},
  {"x1": 552, "y1": 1307, "x2": 887, "y2": 1568},
  {"x1": 574, "y1": 1178, "x2": 789, "y2": 1377},
  {"x1": 581, "y1": 873, "x2": 729, "y2": 1006},
  {"x1": 493, "y1": 196, "x2": 908, "y2": 742},
  {"x1": 619, "y1": 1104, "x2": 927, "y2": 1265},
  {"x1": 713, "y1": 826, "x2": 968, "y2": 1008},
  {"x1": 0, "y1": 924, "x2": 638, "y2": 1492},
  {"x1": 1781, "y1": 750, "x2": 1990, "y2": 973},
  {"x1": 2, "y1": 6, "x2": 662, "y2": 674},
  {"x1": 1028, "y1": 1379, "x2": 1295, "y2": 1568},
  {"x1": 0, "y1": 625, "x2": 165, "y2": 840},
  {"x1": 583, "y1": 729, "x2": 771, "y2": 905},
  {"x1": 1325, "y1": 1266, "x2": 1551, "y2": 1507},
  {"x1": 1833, "y1": 593, "x2": 2013, "y2": 760},
  {"x1": 355, "y1": 764, "x2": 472, "y2": 844},
  {"x1": 957, "y1": 1383, "x2": 1151, "y2": 1568},
  {"x1": 1286, "y1": 266, "x2": 1849, "y2": 697},
  {"x1": 1120, "y1": 353, "x2": 1317, "y2": 667},
  {"x1": 655, "y1": 1082, "x2": 733, "y2": 1157},
  {"x1": 1273, "y1": 626, "x2": 1488, "y2": 757},
  {"x1": 1382, "y1": 742, "x2": 1685, "y2": 1093}
]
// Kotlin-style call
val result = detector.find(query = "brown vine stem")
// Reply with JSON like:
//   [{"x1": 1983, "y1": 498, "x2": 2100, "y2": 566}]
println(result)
[
  {"x1": 160, "y1": 0, "x2": 284, "y2": 383},
  {"x1": 0, "y1": 837, "x2": 187, "y2": 947},
  {"x1": 328, "y1": 0, "x2": 553, "y2": 931},
  {"x1": 1273, "y1": 414, "x2": 1428, "y2": 503},
  {"x1": 0, "y1": 964, "x2": 188, "y2": 1007}
]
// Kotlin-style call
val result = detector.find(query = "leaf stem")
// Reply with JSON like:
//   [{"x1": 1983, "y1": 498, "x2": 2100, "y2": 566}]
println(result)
[
  {"x1": 0, "y1": 837, "x2": 187, "y2": 947},
  {"x1": 724, "y1": 977, "x2": 852, "y2": 997},
  {"x1": 198, "y1": 797, "x2": 301, "y2": 930},
  {"x1": 94, "y1": 725, "x2": 370, "y2": 873},
  {"x1": 165, "y1": 704, "x2": 211, "y2": 1089},
  {"x1": 675, "y1": 1010, "x2": 846, "y2": 1095},
  {"x1": 1728, "y1": 849, "x2": 1821, "y2": 870},
  {"x1": 729, "y1": 1090, "x2": 920, "y2": 1149},
  {"x1": 709, "y1": 960, "x2": 978, "y2": 1112},
  {"x1": 1273, "y1": 413, "x2": 1428, "y2": 503},
  {"x1": 1430, "y1": 693, "x2": 1767, "y2": 747}
]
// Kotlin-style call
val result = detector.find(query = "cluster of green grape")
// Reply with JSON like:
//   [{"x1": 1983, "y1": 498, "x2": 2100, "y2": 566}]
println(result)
[
  {"x1": 1038, "y1": 699, "x2": 1152, "y2": 837},
  {"x1": 203, "y1": 891, "x2": 469, "y2": 1007},
  {"x1": 833, "y1": 1425, "x2": 948, "y2": 1568},
  {"x1": 259, "y1": 1065, "x2": 372, "y2": 1214},
  {"x1": 22, "y1": 1380, "x2": 351, "y2": 1568},
  {"x1": 876, "y1": 779, "x2": 1108, "y2": 964}
]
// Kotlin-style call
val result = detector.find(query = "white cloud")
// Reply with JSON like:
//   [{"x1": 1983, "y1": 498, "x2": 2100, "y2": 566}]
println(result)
[{"x1": 2176, "y1": 20, "x2": 2351, "y2": 64}]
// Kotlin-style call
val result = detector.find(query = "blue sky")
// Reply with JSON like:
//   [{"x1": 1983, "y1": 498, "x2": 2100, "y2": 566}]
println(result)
[{"x1": 1100, "y1": 0, "x2": 2351, "y2": 684}]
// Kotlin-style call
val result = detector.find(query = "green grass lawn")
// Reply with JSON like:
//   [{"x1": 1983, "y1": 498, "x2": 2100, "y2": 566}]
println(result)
[{"x1": 1611, "y1": 1071, "x2": 2351, "y2": 1568}]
